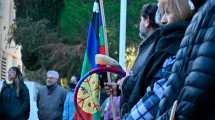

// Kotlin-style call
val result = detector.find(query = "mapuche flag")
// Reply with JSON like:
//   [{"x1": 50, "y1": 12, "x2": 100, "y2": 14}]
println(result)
[{"x1": 74, "y1": 0, "x2": 107, "y2": 119}]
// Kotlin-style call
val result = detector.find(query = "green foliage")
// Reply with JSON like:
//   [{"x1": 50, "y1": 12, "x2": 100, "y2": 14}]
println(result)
[
  {"x1": 106, "y1": 0, "x2": 156, "y2": 59},
  {"x1": 59, "y1": 0, "x2": 92, "y2": 44},
  {"x1": 14, "y1": 0, "x2": 64, "y2": 25},
  {"x1": 59, "y1": 0, "x2": 157, "y2": 59},
  {"x1": 13, "y1": 18, "x2": 82, "y2": 80},
  {"x1": 13, "y1": 0, "x2": 157, "y2": 81},
  {"x1": 103, "y1": 0, "x2": 120, "y2": 59},
  {"x1": 13, "y1": 18, "x2": 61, "y2": 70},
  {"x1": 14, "y1": 19, "x2": 49, "y2": 70}
]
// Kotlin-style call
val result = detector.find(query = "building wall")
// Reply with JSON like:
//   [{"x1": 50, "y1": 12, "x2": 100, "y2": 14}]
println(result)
[{"x1": 0, "y1": 0, "x2": 22, "y2": 80}]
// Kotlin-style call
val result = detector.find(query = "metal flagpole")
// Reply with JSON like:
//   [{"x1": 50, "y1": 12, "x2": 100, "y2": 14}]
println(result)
[{"x1": 119, "y1": 0, "x2": 127, "y2": 70}]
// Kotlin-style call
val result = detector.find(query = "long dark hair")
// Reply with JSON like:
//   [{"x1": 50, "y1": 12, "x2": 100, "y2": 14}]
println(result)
[{"x1": 9, "y1": 67, "x2": 24, "y2": 97}]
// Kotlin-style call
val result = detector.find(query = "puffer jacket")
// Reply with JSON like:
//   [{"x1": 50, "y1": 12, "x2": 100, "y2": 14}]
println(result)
[
  {"x1": 0, "y1": 81, "x2": 30, "y2": 120},
  {"x1": 121, "y1": 21, "x2": 190, "y2": 116},
  {"x1": 157, "y1": 0, "x2": 215, "y2": 120}
]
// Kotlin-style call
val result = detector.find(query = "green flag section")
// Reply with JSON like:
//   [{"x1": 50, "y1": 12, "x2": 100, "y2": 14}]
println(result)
[{"x1": 74, "y1": 0, "x2": 107, "y2": 120}]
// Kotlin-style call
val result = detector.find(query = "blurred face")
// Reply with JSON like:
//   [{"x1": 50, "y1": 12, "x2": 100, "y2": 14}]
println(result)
[
  {"x1": 69, "y1": 76, "x2": 77, "y2": 89},
  {"x1": 159, "y1": 0, "x2": 178, "y2": 24},
  {"x1": 8, "y1": 68, "x2": 16, "y2": 81},
  {"x1": 46, "y1": 76, "x2": 57, "y2": 86},
  {"x1": 139, "y1": 16, "x2": 150, "y2": 39},
  {"x1": 71, "y1": 76, "x2": 77, "y2": 84}
]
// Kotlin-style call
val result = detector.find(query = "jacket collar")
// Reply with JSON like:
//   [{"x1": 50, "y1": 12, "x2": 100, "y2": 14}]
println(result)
[
  {"x1": 160, "y1": 21, "x2": 190, "y2": 36},
  {"x1": 139, "y1": 28, "x2": 160, "y2": 48},
  {"x1": 47, "y1": 83, "x2": 58, "y2": 95},
  {"x1": 156, "y1": 21, "x2": 190, "y2": 54}
]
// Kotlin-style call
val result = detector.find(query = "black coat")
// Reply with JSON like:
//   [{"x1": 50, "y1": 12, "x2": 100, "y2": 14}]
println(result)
[
  {"x1": 121, "y1": 29, "x2": 160, "y2": 113},
  {"x1": 121, "y1": 21, "x2": 189, "y2": 115},
  {"x1": 0, "y1": 81, "x2": 30, "y2": 120},
  {"x1": 157, "y1": 0, "x2": 215, "y2": 120}
]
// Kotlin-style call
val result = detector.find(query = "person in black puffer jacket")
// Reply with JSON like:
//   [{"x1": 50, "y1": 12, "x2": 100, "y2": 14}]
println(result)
[
  {"x1": 156, "y1": 0, "x2": 215, "y2": 120},
  {"x1": 0, "y1": 67, "x2": 30, "y2": 120},
  {"x1": 120, "y1": 0, "x2": 195, "y2": 115}
]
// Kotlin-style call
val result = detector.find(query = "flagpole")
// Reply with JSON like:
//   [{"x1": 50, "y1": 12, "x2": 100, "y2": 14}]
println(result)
[
  {"x1": 99, "y1": 0, "x2": 112, "y2": 84},
  {"x1": 99, "y1": 1, "x2": 116, "y2": 120},
  {"x1": 99, "y1": 0, "x2": 109, "y2": 56},
  {"x1": 119, "y1": 0, "x2": 127, "y2": 70}
]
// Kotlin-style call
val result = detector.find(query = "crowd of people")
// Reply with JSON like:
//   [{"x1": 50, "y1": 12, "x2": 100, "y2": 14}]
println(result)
[
  {"x1": 0, "y1": 67, "x2": 79, "y2": 120},
  {"x1": 1, "y1": 0, "x2": 215, "y2": 119}
]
